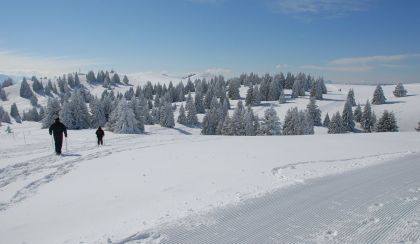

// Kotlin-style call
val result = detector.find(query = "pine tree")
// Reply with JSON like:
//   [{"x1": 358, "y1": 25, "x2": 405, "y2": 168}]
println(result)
[
  {"x1": 230, "y1": 100, "x2": 246, "y2": 135},
  {"x1": 31, "y1": 76, "x2": 44, "y2": 94},
  {"x1": 201, "y1": 97, "x2": 221, "y2": 135},
  {"x1": 10, "y1": 103, "x2": 22, "y2": 123},
  {"x1": 160, "y1": 102, "x2": 175, "y2": 128},
  {"x1": 130, "y1": 98, "x2": 145, "y2": 132},
  {"x1": 113, "y1": 99, "x2": 141, "y2": 134},
  {"x1": 291, "y1": 80, "x2": 300, "y2": 98},
  {"x1": 347, "y1": 89, "x2": 356, "y2": 106},
  {"x1": 259, "y1": 78, "x2": 270, "y2": 101},
  {"x1": 244, "y1": 106, "x2": 257, "y2": 136},
  {"x1": 42, "y1": 98, "x2": 61, "y2": 128},
  {"x1": 86, "y1": 70, "x2": 96, "y2": 83},
  {"x1": 342, "y1": 100, "x2": 355, "y2": 132},
  {"x1": 177, "y1": 104, "x2": 187, "y2": 125},
  {"x1": 376, "y1": 110, "x2": 398, "y2": 132},
  {"x1": 372, "y1": 84, "x2": 386, "y2": 105},
  {"x1": 90, "y1": 97, "x2": 106, "y2": 128},
  {"x1": 393, "y1": 82, "x2": 407, "y2": 97},
  {"x1": 221, "y1": 115, "x2": 233, "y2": 135},
  {"x1": 268, "y1": 79, "x2": 280, "y2": 101},
  {"x1": 228, "y1": 79, "x2": 240, "y2": 100},
  {"x1": 259, "y1": 106, "x2": 281, "y2": 135},
  {"x1": 328, "y1": 112, "x2": 345, "y2": 134},
  {"x1": 194, "y1": 92, "x2": 205, "y2": 114},
  {"x1": 252, "y1": 85, "x2": 261, "y2": 106},
  {"x1": 353, "y1": 103, "x2": 363, "y2": 123},
  {"x1": 245, "y1": 86, "x2": 254, "y2": 106},
  {"x1": 185, "y1": 93, "x2": 198, "y2": 126},
  {"x1": 283, "y1": 107, "x2": 314, "y2": 135},
  {"x1": 323, "y1": 113, "x2": 330, "y2": 127},
  {"x1": 112, "y1": 73, "x2": 121, "y2": 85},
  {"x1": 0, "y1": 87, "x2": 7, "y2": 101},
  {"x1": 30, "y1": 95, "x2": 38, "y2": 107},
  {"x1": 278, "y1": 89, "x2": 286, "y2": 104},
  {"x1": 20, "y1": 77, "x2": 33, "y2": 99},
  {"x1": 361, "y1": 100, "x2": 375, "y2": 132},
  {"x1": 123, "y1": 75, "x2": 130, "y2": 85},
  {"x1": 60, "y1": 90, "x2": 90, "y2": 129},
  {"x1": 306, "y1": 98, "x2": 322, "y2": 126}
]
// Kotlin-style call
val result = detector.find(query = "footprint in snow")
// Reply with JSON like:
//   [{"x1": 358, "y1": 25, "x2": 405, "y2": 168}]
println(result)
[
  {"x1": 368, "y1": 203, "x2": 384, "y2": 212},
  {"x1": 323, "y1": 230, "x2": 338, "y2": 240}
]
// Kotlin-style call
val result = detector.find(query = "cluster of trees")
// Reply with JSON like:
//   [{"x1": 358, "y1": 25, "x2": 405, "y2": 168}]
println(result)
[
  {"x1": 326, "y1": 87, "x2": 399, "y2": 134},
  {"x1": 8, "y1": 72, "x2": 410, "y2": 135},
  {"x1": 0, "y1": 106, "x2": 11, "y2": 124}
]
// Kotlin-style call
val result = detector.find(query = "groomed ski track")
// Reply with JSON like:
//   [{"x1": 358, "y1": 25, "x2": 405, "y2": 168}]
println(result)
[{"x1": 135, "y1": 153, "x2": 420, "y2": 244}]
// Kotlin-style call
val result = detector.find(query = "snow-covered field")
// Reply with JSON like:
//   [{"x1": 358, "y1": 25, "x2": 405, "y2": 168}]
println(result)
[
  {"x1": 0, "y1": 121, "x2": 419, "y2": 243},
  {"x1": 1, "y1": 78, "x2": 420, "y2": 243}
]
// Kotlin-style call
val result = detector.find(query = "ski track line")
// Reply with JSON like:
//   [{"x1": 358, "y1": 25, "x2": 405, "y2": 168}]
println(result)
[
  {"x1": 0, "y1": 136, "x2": 216, "y2": 212},
  {"x1": 117, "y1": 153, "x2": 420, "y2": 244}
]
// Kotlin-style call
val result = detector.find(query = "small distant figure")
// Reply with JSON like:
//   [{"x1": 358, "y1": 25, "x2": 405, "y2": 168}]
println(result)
[
  {"x1": 96, "y1": 126, "x2": 105, "y2": 146},
  {"x1": 416, "y1": 122, "x2": 420, "y2": 132},
  {"x1": 338, "y1": 88, "x2": 342, "y2": 92},
  {"x1": 49, "y1": 117, "x2": 67, "y2": 155}
]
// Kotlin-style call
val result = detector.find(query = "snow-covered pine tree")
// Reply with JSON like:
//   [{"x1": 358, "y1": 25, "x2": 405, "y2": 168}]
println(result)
[
  {"x1": 259, "y1": 78, "x2": 270, "y2": 101},
  {"x1": 268, "y1": 79, "x2": 280, "y2": 101},
  {"x1": 361, "y1": 100, "x2": 375, "y2": 132},
  {"x1": 177, "y1": 104, "x2": 187, "y2": 125},
  {"x1": 291, "y1": 80, "x2": 300, "y2": 98},
  {"x1": 113, "y1": 98, "x2": 141, "y2": 134},
  {"x1": 86, "y1": 71, "x2": 96, "y2": 83},
  {"x1": 393, "y1": 82, "x2": 407, "y2": 97},
  {"x1": 112, "y1": 73, "x2": 121, "y2": 85},
  {"x1": 283, "y1": 107, "x2": 298, "y2": 135},
  {"x1": 20, "y1": 77, "x2": 33, "y2": 99},
  {"x1": 376, "y1": 110, "x2": 398, "y2": 132},
  {"x1": 306, "y1": 97, "x2": 322, "y2": 126},
  {"x1": 0, "y1": 87, "x2": 7, "y2": 101},
  {"x1": 230, "y1": 100, "x2": 246, "y2": 136},
  {"x1": 159, "y1": 102, "x2": 175, "y2": 128},
  {"x1": 328, "y1": 112, "x2": 345, "y2": 134},
  {"x1": 204, "y1": 86, "x2": 215, "y2": 109},
  {"x1": 31, "y1": 76, "x2": 44, "y2": 94},
  {"x1": 194, "y1": 92, "x2": 205, "y2": 114},
  {"x1": 60, "y1": 90, "x2": 90, "y2": 129},
  {"x1": 30, "y1": 95, "x2": 39, "y2": 107},
  {"x1": 90, "y1": 97, "x2": 106, "y2": 128},
  {"x1": 252, "y1": 85, "x2": 261, "y2": 106},
  {"x1": 372, "y1": 84, "x2": 386, "y2": 105},
  {"x1": 0, "y1": 106, "x2": 11, "y2": 124},
  {"x1": 323, "y1": 113, "x2": 330, "y2": 127},
  {"x1": 130, "y1": 98, "x2": 145, "y2": 132},
  {"x1": 259, "y1": 106, "x2": 281, "y2": 135},
  {"x1": 10, "y1": 103, "x2": 22, "y2": 123},
  {"x1": 245, "y1": 86, "x2": 254, "y2": 106},
  {"x1": 23, "y1": 107, "x2": 41, "y2": 122},
  {"x1": 228, "y1": 79, "x2": 240, "y2": 100},
  {"x1": 74, "y1": 73, "x2": 81, "y2": 88},
  {"x1": 319, "y1": 78, "x2": 327, "y2": 94},
  {"x1": 42, "y1": 98, "x2": 61, "y2": 128},
  {"x1": 201, "y1": 97, "x2": 221, "y2": 135},
  {"x1": 353, "y1": 103, "x2": 363, "y2": 123},
  {"x1": 221, "y1": 115, "x2": 233, "y2": 136},
  {"x1": 244, "y1": 106, "x2": 257, "y2": 136},
  {"x1": 302, "y1": 110, "x2": 315, "y2": 135},
  {"x1": 342, "y1": 100, "x2": 355, "y2": 132},
  {"x1": 347, "y1": 89, "x2": 356, "y2": 106},
  {"x1": 278, "y1": 88, "x2": 286, "y2": 104},
  {"x1": 123, "y1": 75, "x2": 129, "y2": 85},
  {"x1": 185, "y1": 93, "x2": 199, "y2": 126}
]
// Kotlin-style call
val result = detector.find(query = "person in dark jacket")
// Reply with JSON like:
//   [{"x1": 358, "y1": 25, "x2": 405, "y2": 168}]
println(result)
[
  {"x1": 49, "y1": 117, "x2": 67, "y2": 155},
  {"x1": 96, "y1": 126, "x2": 105, "y2": 146}
]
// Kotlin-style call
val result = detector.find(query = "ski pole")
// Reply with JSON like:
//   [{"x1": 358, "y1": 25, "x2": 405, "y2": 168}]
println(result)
[
  {"x1": 51, "y1": 135, "x2": 54, "y2": 151},
  {"x1": 65, "y1": 137, "x2": 68, "y2": 152}
]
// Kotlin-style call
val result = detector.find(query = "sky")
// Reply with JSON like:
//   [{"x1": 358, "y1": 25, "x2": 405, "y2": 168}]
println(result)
[{"x1": 0, "y1": 0, "x2": 420, "y2": 83}]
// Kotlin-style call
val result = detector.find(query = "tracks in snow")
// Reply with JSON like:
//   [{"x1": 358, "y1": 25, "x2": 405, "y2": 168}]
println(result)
[
  {"x1": 120, "y1": 153, "x2": 420, "y2": 244},
  {"x1": 0, "y1": 135, "x2": 212, "y2": 212}
]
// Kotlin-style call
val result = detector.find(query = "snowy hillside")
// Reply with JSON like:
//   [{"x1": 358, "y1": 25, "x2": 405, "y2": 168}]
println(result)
[
  {"x1": 1, "y1": 72, "x2": 420, "y2": 243},
  {"x1": 1, "y1": 122, "x2": 419, "y2": 243}
]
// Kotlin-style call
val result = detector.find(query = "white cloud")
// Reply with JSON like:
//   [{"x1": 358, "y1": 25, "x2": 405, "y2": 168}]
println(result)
[
  {"x1": 331, "y1": 53, "x2": 420, "y2": 65},
  {"x1": 270, "y1": 0, "x2": 372, "y2": 18},
  {"x1": 0, "y1": 50, "x2": 102, "y2": 76},
  {"x1": 275, "y1": 64, "x2": 289, "y2": 69},
  {"x1": 300, "y1": 64, "x2": 371, "y2": 72}
]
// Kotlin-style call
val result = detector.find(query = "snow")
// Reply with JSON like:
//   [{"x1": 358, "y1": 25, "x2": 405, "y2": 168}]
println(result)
[
  {"x1": 1, "y1": 78, "x2": 420, "y2": 243},
  {"x1": 0, "y1": 121, "x2": 419, "y2": 243}
]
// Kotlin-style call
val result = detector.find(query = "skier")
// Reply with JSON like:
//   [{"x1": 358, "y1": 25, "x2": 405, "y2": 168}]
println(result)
[
  {"x1": 96, "y1": 126, "x2": 105, "y2": 146},
  {"x1": 49, "y1": 117, "x2": 67, "y2": 155}
]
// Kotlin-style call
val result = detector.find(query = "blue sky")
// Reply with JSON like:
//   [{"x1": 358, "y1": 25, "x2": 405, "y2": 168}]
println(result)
[{"x1": 0, "y1": 0, "x2": 420, "y2": 83}]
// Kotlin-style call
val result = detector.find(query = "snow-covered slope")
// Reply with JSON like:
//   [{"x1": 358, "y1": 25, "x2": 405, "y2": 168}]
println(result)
[{"x1": 0, "y1": 122, "x2": 419, "y2": 243}]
